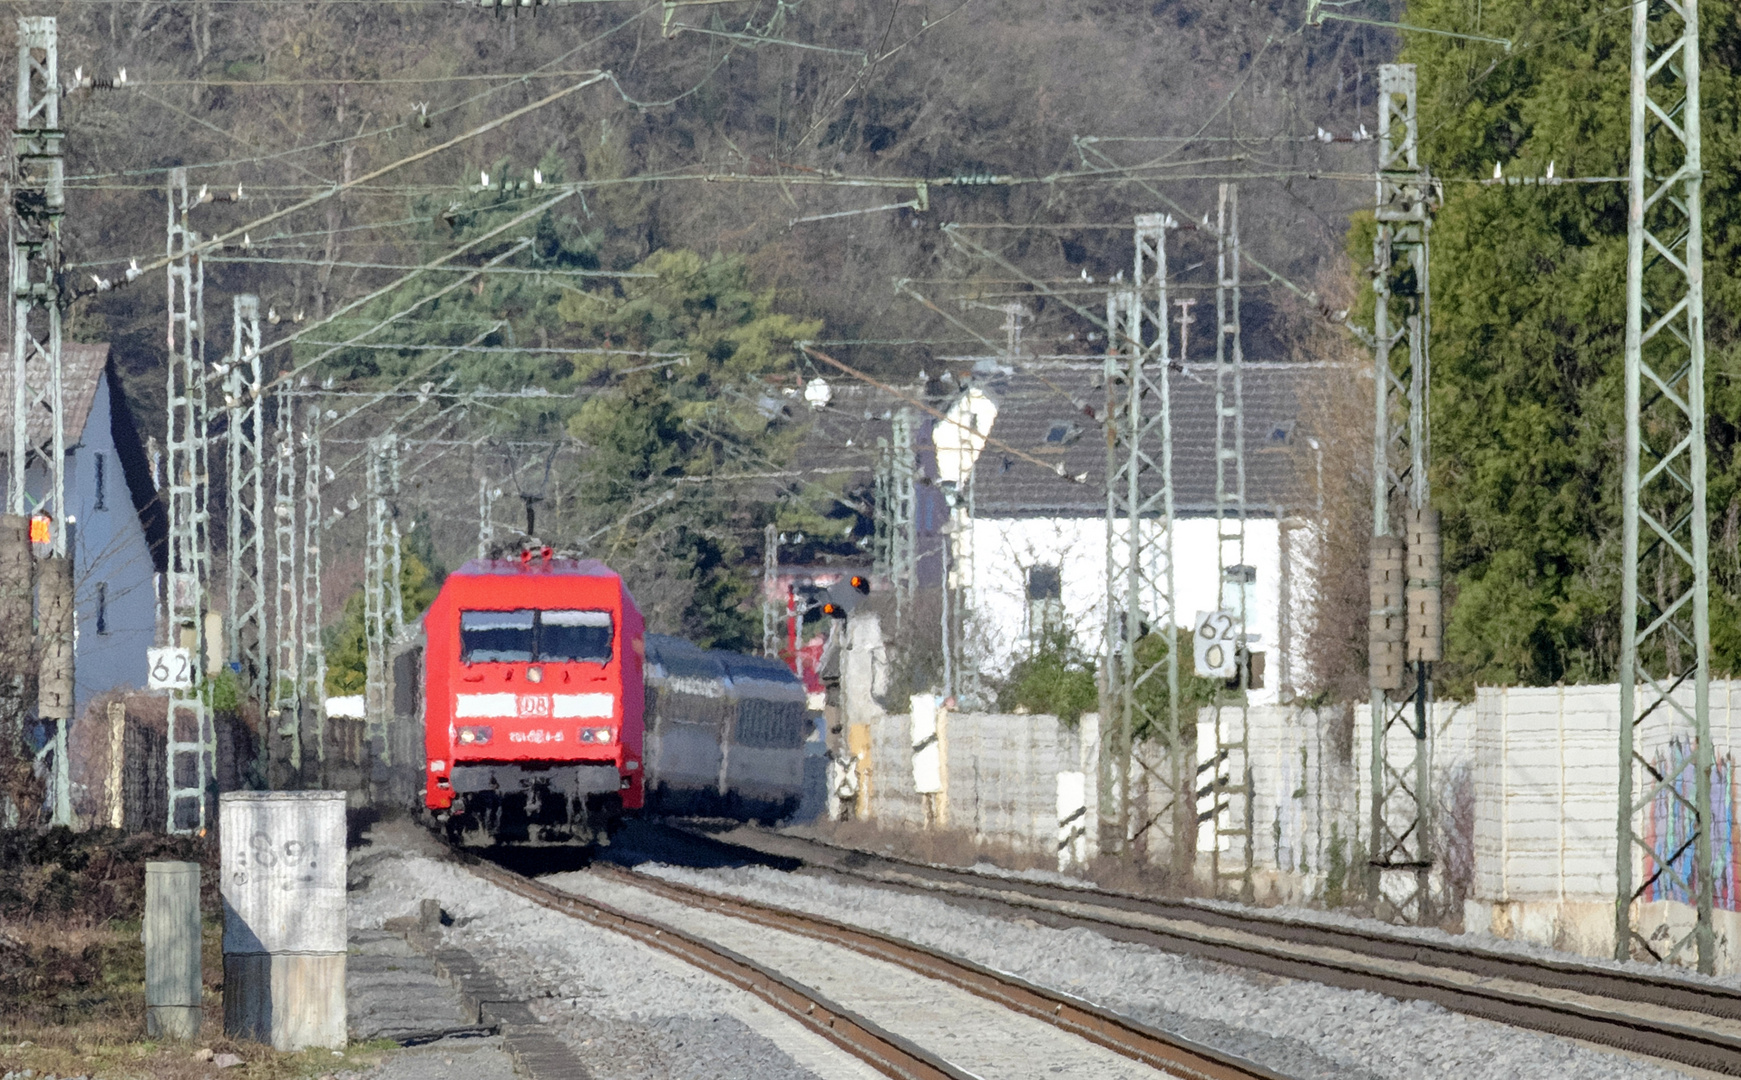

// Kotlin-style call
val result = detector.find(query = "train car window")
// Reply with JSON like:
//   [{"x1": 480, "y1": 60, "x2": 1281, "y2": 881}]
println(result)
[
  {"x1": 460, "y1": 609, "x2": 536, "y2": 662},
  {"x1": 538, "y1": 609, "x2": 614, "y2": 663}
]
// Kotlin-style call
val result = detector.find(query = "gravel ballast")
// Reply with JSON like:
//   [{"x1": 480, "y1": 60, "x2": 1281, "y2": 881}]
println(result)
[
  {"x1": 546, "y1": 869, "x2": 1175, "y2": 1079},
  {"x1": 348, "y1": 829, "x2": 882, "y2": 1080},
  {"x1": 629, "y1": 861, "x2": 1693, "y2": 1080}
]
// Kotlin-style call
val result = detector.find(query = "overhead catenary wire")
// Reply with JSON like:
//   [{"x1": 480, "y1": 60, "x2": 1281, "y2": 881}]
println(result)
[
  {"x1": 268, "y1": 237, "x2": 538, "y2": 390},
  {"x1": 206, "y1": 256, "x2": 653, "y2": 277},
  {"x1": 800, "y1": 345, "x2": 1087, "y2": 485},
  {"x1": 239, "y1": 189, "x2": 577, "y2": 385},
  {"x1": 106, "y1": 78, "x2": 604, "y2": 295},
  {"x1": 65, "y1": 3, "x2": 658, "y2": 184},
  {"x1": 298, "y1": 341, "x2": 687, "y2": 361},
  {"x1": 136, "y1": 70, "x2": 616, "y2": 87}
]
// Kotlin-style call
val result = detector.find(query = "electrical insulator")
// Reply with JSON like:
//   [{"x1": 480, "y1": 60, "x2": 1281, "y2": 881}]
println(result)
[
  {"x1": 1369, "y1": 534, "x2": 1406, "y2": 691},
  {"x1": 36, "y1": 554, "x2": 73, "y2": 719},
  {"x1": 1406, "y1": 507, "x2": 1442, "y2": 663}
]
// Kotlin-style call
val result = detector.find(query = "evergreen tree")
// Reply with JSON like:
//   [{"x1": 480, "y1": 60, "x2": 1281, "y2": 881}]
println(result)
[
  {"x1": 559, "y1": 249, "x2": 822, "y2": 648},
  {"x1": 1383, "y1": 1, "x2": 1741, "y2": 690}
]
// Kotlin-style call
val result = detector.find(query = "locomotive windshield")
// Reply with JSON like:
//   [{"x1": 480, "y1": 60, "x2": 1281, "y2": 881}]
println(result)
[
  {"x1": 460, "y1": 608, "x2": 613, "y2": 664},
  {"x1": 460, "y1": 609, "x2": 535, "y2": 662},
  {"x1": 538, "y1": 609, "x2": 614, "y2": 663}
]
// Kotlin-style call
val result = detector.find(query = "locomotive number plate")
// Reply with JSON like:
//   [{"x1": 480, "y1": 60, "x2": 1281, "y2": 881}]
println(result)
[{"x1": 509, "y1": 729, "x2": 564, "y2": 744}]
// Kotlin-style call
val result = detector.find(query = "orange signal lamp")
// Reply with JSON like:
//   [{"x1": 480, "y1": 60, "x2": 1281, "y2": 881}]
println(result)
[{"x1": 28, "y1": 515, "x2": 51, "y2": 544}]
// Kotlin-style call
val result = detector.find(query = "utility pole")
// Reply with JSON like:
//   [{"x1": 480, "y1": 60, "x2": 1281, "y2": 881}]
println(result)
[
  {"x1": 225, "y1": 295, "x2": 267, "y2": 732},
  {"x1": 1001, "y1": 301, "x2": 1025, "y2": 359},
  {"x1": 165, "y1": 168, "x2": 212, "y2": 834},
  {"x1": 1100, "y1": 212, "x2": 1181, "y2": 869},
  {"x1": 10, "y1": 16, "x2": 71, "y2": 825},
  {"x1": 1616, "y1": 0, "x2": 1712, "y2": 973},
  {"x1": 298, "y1": 401, "x2": 325, "y2": 779},
  {"x1": 886, "y1": 407, "x2": 917, "y2": 631},
  {"x1": 363, "y1": 432, "x2": 401, "y2": 762},
  {"x1": 1366, "y1": 63, "x2": 1437, "y2": 922},
  {"x1": 477, "y1": 475, "x2": 494, "y2": 559},
  {"x1": 271, "y1": 386, "x2": 300, "y2": 778},
  {"x1": 762, "y1": 523, "x2": 778, "y2": 658},
  {"x1": 1208, "y1": 182, "x2": 1254, "y2": 903}
]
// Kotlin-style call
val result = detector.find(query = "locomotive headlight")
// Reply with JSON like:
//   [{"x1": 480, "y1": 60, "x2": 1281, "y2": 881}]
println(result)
[
  {"x1": 457, "y1": 725, "x2": 493, "y2": 745},
  {"x1": 526, "y1": 666, "x2": 543, "y2": 684},
  {"x1": 578, "y1": 726, "x2": 613, "y2": 744}
]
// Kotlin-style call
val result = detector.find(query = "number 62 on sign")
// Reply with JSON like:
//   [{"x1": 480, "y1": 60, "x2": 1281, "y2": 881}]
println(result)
[{"x1": 148, "y1": 647, "x2": 193, "y2": 690}]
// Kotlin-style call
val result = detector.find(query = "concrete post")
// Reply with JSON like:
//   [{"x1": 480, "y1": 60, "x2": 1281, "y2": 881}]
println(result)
[
  {"x1": 1057, "y1": 771, "x2": 1088, "y2": 873},
  {"x1": 106, "y1": 699, "x2": 125, "y2": 828},
  {"x1": 219, "y1": 791, "x2": 346, "y2": 1049},
  {"x1": 911, "y1": 694, "x2": 946, "y2": 827},
  {"x1": 144, "y1": 860, "x2": 202, "y2": 1039},
  {"x1": 846, "y1": 722, "x2": 871, "y2": 820}
]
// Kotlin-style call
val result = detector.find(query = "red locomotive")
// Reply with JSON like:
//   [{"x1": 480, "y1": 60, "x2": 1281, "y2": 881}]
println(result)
[{"x1": 423, "y1": 555, "x2": 645, "y2": 845}]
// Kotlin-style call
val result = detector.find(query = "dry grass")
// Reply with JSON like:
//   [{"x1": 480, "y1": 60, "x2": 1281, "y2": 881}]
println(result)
[
  {"x1": 0, "y1": 1031, "x2": 395, "y2": 1080},
  {"x1": 0, "y1": 914, "x2": 396, "y2": 1080},
  {"x1": 0, "y1": 824, "x2": 399, "y2": 1080},
  {"x1": 803, "y1": 817, "x2": 1056, "y2": 875},
  {"x1": 801, "y1": 817, "x2": 1199, "y2": 898}
]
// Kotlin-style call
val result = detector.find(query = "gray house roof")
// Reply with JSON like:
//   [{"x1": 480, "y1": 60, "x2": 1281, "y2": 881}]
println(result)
[
  {"x1": 785, "y1": 380, "x2": 915, "y2": 488},
  {"x1": 0, "y1": 343, "x2": 113, "y2": 451},
  {"x1": 950, "y1": 360, "x2": 1330, "y2": 519},
  {"x1": 0, "y1": 343, "x2": 166, "y2": 571},
  {"x1": 782, "y1": 358, "x2": 1333, "y2": 521}
]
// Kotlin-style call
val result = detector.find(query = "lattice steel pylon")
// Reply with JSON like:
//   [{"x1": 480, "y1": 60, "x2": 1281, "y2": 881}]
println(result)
[
  {"x1": 477, "y1": 475, "x2": 494, "y2": 559},
  {"x1": 1367, "y1": 63, "x2": 1435, "y2": 921},
  {"x1": 1208, "y1": 183, "x2": 1255, "y2": 902},
  {"x1": 9, "y1": 16, "x2": 70, "y2": 825},
  {"x1": 762, "y1": 523, "x2": 779, "y2": 657},
  {"x1": 1616, "y1": 0, "x2": 1713, "y2": 974},
  {"x1": 224, "y1": 295, "x2": 267, "y2": 735},
  {"x1": 363, "y1": 431, "x2": 402, "y2": 761},
  {"x1": 299, "y1": 401, "x2": 326, "y2": 773},
  {"x1": 271, "y1": 386, "x2": 301, "y2": 773},
  {"x1": 1101, "y1": 212, "x2": 1183, "y2": 870},
  {"x1": 164, "y1": 167, "x2": 212, "y2": 833},
  {"x1": 876, "y1": 407, "x2": 917, "y2": 631}
]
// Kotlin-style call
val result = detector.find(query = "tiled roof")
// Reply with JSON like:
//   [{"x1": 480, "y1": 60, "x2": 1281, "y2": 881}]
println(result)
[
  {"x1": 783, "y1": 358, "x2": 1333, "y2": 520},
  {"x1": 784, "y1": 379, "x2": 920, "y2": 490},
  {"x1": 0, "y1": 343, "x2": 112, "y2": 449},
  {"x1": 966, "y1": 360, "x2": 1328, "y2": 517}
]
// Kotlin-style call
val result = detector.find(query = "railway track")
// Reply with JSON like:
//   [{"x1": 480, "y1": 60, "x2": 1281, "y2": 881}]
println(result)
[
  {"x1": 461, "y1": 853, "x2": 1287, "y2": 1080},
  {"x1": 676, "y1": 824, "x2": 1741, "y2": 1077}
]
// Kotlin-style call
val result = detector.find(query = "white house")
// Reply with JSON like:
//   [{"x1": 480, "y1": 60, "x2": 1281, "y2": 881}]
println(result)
[
  {"x1": 3, "y1": 343, "x2": 166, "y2": 720},
  {"x1": 940, "y1": 359, "x2": 1325, "y2": 706}
]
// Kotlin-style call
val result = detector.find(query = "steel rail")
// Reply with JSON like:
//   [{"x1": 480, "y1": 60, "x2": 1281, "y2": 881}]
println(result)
[
  {"x1": 588, "y1": 862, "x2": 1287, "y2": 1080},
  {"x1": 680, "y1": 825, "x2": 1741, "y2": 1076},
  {"x1": 463, "y1": 858, "x2": 971, "y2": 1080}
]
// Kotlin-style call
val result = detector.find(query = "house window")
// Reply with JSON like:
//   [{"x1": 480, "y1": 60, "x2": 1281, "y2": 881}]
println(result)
[
  {"x1": 1043, "y1": 421, "x2": 1081, "y2": 445},
  {"x1": 1027, "y1": 564, "x2": 1064, "y2": 641},
  {"x1": 93, "y1": 452, "x2": 106, "y2": 510},
  {"x1": 96, "y1": 582, "x2": 108, "y2": 635}
]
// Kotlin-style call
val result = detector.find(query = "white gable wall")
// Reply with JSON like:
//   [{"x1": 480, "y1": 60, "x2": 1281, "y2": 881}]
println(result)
[
  {"x1": 961, "y1": 514, "x2": 1285, "y2": 706},
  {"x1": 70, "y1": 374, "x2": 157, "y2": 716}
]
